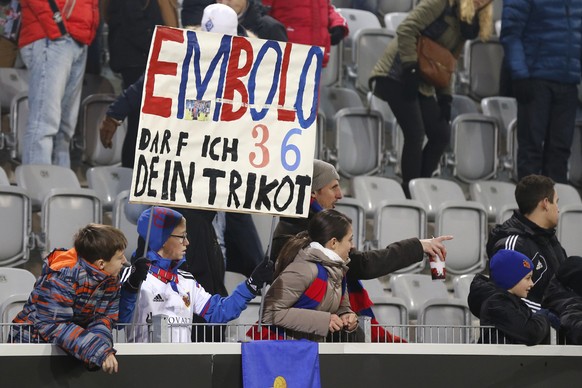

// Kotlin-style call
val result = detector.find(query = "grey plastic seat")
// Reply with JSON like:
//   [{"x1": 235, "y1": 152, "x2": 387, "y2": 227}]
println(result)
[
  {"x1": 554, "y1": 183, "x2": 582, "y2": 257},
  {"x1": 368, "y1": 93, "x2": 400, "y2": 172},
  {"x1": 371, "y1": 295, "x2": 409, "y2": 341},
  {"x1": 76, "y1": 94, "x2": 126, "y2": 166},
  {"x1": 349, "y1": 28, "x2": 394, "y2": 94},
  {"x1": 481, "y1": 96, "x2": 517, "y2": 173},
  {"x1": 360, "y1": 278, "x2": 388, "y2": 300},
  {"x1": 351, "y1": 175, "x2": 406, "y2": 216},
  {"x1": 334, "y1": 107, "x2": 384, "y2": 177},
  {"x1": 569, "y1": 122, "x2": 582, "y2": 188},
  {"x1": 451, "y1": 94, "x2": 479, "y2": 122},
  {"x1": 0, "y1": 68, "x2": 28, "y2": 111},
  {"x1": 251, "y1": 213, "x2": 279, "y2": 254},
  {"x1": 335, "y1": 197, "x2": 366, "y2": 251},
  {"x1": 417, "y1": 298, "x2": 472, "y2": 343},
  {"x1": 389, "y1": 274, "x2": 449, "y2": 319},
  {"x1": 8, "y1": 91, "x2": 28, "y2": 162},
  {"x1": 383, "y1": 12, "x2": 408, "y2": 33},
  {"x1": 87, "y1": 166, "x2": 134, "y2": 211},
  {"x1": 469, "y1": 180, "x2": 518, "y2": 223},
  {"x1": 0, "y1": 268, "x2": 35, "y2": 334},
  {"x1": 459, "y1": 38, "x2": 504, "y2": 101},
  {"x1": 320, "y1": 43, "x2": 343, "y2": 87},
  {"x1": 0, "y1": 180, "x2": 32, "y2": 267},
  {"x1": 113, "y1": 190, "x2": 146, "y2": 259},
  {"x1": 377, "y1": 0, "x2": 414, "y2": 15},
  {"x1": 15, "y1": 164, "x2": 102, "y2": 254},
  {"x1": 337, "y1": 8, "x2": 382, "y2": 69},
  {"x1": 444, "y1": 113, "x2": 499, "y2": 183},
  {"x1": 409, "y1": 178, "x2": 488, "y2": 274},
  {"x1": 452, "y1": 274, "x2": 476, "y2": 306}
]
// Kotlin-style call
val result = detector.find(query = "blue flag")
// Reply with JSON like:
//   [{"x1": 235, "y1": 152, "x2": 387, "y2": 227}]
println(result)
[{"x1": 242, "y1": 340, "x2": 321, "y2": 388}]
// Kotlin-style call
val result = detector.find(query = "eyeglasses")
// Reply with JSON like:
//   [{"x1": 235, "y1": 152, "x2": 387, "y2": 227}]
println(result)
[{"x1": 170, "y1": 234, "x2": 189, "y2": 244}]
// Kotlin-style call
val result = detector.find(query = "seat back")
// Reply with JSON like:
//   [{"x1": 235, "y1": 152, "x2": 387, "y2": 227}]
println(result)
[
  {"x1": 554, "y1": 183, "x2": 582, "y2": 207},
  {"x1": 461, "y1": 38, "x2": 504, "y2": 100},
  {"x1": 0, "y1": 68, "x2": 28, "y2": 111},
  {"x1": 417, "y1": 298, "x2": 472, "y2": 343},
  {"x1": 377, "y1": 0, "x2": 414, "y2": 15},
  {"x1": 383, "y1": 12, "x2": 408, "y2": 32},
  {"x1": 335, "y1": 197, "x2": 366, "y2": 250},
  {"x1": 352, "y1": 175, "x2": 406, "y2": 215},
  {"x1": 113, "y1": 190, "x2": 144, "y2": 259},
  {"x1": 0, "y1": 166, "x2": 8, "y2": 184},
  {"x1": 452, "y1": 274, "x2": 476, "y2": 305},
  {"x1": 251, "y1": 213, "x2": 279, "y2": 254},
  {"x1": 319, "y1": 87, "x2": 364, "y2": 129},
  {"x1": 368, "y1": 93, "x2": 399, "y2": 171},
  {"x1": 389, "y1": 274, "x2": 449, "y2": 319},
  {"x1": 15, "y1": 164, "x2": 81, "y2": 209},
  {"x1": 335, "y1": 107, "x2": 384, "y2": 177},
  {"x1": 469, "y1": 180, "x2": 517, "y2": 223},
  {"x1": 569, "y1": 122, "x2": 582, "y2": 188},
  {"x1": 224, "y1": 271, "x2": 247, "y2": 295},
  {"x1": 557, "y1": 205, "x2": 582, "y2": 257},
  {"x1": 9, "y1": 91, "x2": 28, "y2": 162},
  {"x1": 360, "y1": 278, "x2": 388, "y2": 300},
  {"x1": 408, "y1": 178, "x2": 466, "y2": 221},
  {"x1": 337, "y1": 9, "x2": 382, "y2": 68},
  {"x1": 435, "y1": 201, "x2": 488, "y2": 274},
  {"x1": 448, "y1": 113, "x2": 498, "y2": 183},
  {"x1": 451, "y1": 94, "x2": 479, "y2": 122},
  {"x1": 0, "y1": 268, "x2": 36, "y2": 310},
  {"x1": 77, "y1": 94, "x2": 126, "y2": 166},
  {"x1": 87, "y1": 166, "x2": 134, "y2": 211},
  {"x1": 371, "y1": 295, "x2": 409, "y2": 341},
  {"x1": 0, "y1": 185, "x2": 32, "y2": 267},
  {"x1": 320, "y1": 43, "x2": 343, "y2": 87},
  {"x1": 351, "y1": 28, "x2": 394, "y2": 94},
  {"x1": 373, "y1": 198, "x2": 427, "y2": 273}
]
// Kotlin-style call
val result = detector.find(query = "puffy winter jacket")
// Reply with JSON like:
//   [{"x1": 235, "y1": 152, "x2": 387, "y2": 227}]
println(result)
[{"x1": 19, "y1": 0, "x2": 100, "y2": 47}]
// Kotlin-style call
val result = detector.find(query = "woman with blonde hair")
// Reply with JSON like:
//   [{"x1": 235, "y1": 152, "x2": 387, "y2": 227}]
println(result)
[{"x1": 370, "y1": 0, "x2": 493, "y2": 197}]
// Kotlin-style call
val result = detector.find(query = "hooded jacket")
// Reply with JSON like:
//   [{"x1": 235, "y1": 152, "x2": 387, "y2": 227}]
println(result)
[
  {"x1": 468, "y1": 274, "x2": 550, "y2": 345},
  {"x1": 262, "y1": 244, "x2": 353, "y2": 340},
  {"x1": 542, "y1": 257, "x2": 582, "y2": 344},
  {"x1": 11, "y1": 249, "x2": 119, "y2": 369},
  {"x1": 487, "y1": 211, "x2": 567, "y2": 303}
]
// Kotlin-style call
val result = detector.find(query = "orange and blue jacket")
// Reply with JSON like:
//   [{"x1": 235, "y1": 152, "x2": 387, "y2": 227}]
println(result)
[{"x1": 11, "y1": 248, "x2": 120, "y2": 368}]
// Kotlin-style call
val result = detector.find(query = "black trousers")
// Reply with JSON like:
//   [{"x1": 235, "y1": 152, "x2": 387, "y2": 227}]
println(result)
[
  {"x1": 516, "y1": 79, "x2": 578, "y2": 183},
  {"x1": 373, "y1": 77, "x2": 450, "y2": 188}
]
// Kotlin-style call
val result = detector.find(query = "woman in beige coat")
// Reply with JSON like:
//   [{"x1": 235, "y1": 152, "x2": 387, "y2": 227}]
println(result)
[{"x1": 261, "y1": 209, "x2": 358, "y2": 341}]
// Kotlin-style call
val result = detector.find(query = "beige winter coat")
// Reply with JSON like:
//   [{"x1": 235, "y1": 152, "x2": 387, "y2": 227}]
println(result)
[{"x1": 261, "y1": 246, "x2": 353, "y2": 341}]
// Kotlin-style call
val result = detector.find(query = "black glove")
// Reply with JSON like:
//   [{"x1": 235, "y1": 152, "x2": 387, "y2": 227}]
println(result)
[
  {"x1": 401, "y1": 61, "x2": 420, "y2": 101},
  {"x1": 536, "y1": 308, "x2": 561, "y2": 330},
  {"x1": 512, "y1": 78, "x2": 533, "y2": 103},
  {"x1": 123, "y1": 257, "x2": 150, "y2": 293},
  {"x1": 329, "y1": 26, "x2": 345, "y2": 46},
  {"x1": 438, "y1": 94, "x2": 453, "y2": 122},
  {"x1": 245, "y1": 256, "x2": 274, "y2": 295}
]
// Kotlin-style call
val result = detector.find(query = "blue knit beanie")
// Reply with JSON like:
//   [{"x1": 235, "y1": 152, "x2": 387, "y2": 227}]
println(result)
[
  {"x1": 490, "y1": 249, "x2": 534, "y2": 290},
  {"x1": 137, "y1": 207, "x2": 184, "y2": 252}
]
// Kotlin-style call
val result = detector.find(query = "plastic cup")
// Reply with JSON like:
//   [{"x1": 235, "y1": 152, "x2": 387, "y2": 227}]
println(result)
[{"x1": 429, "y1": 255, "x2": 446, "y2": 280}]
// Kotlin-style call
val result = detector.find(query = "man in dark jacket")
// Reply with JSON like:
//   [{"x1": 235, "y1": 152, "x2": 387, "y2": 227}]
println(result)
[
  {"x1": 270, "y1": 159, "x2": 453, "y2": 279},
  {"x1": 487, "y1": 174, "x2": 567, "y2": 305},
  {"x1": 542, "y1": 256, "x2": 582, "y2": 345},
  {"x1": 501, "y1": 0, "x2": 582, "y2": 183}
]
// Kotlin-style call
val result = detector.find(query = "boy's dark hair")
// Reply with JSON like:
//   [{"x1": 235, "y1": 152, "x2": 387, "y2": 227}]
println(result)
[
  {"x1": 74, "y1": 224, "x2": 127, "y2": 263},
  {"x1": 274, "y1": 209, "x2": 352, "y2": 277},
  {"x1": 515, "y1": 175, "x2": 555, "y2": 215}
]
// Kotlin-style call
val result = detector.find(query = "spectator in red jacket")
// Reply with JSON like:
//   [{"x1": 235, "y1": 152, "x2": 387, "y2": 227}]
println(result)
[{"x1": 261, "y1": 0, "x2": 348, "y2": 67}]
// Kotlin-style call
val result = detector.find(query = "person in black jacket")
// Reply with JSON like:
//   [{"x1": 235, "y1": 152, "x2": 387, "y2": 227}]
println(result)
[
  {"x1": 468, "y1": 249, "x2": 551, "y2": 345},
  {"x1": 270, "y1": 159, "x2": 453, "y2": 279},
  {"x1": 487, "y1": 174, "x2": 567, "y2": 305},
  {"x1": 542, "y1": 256, "x2": 582, "y2": 345}
]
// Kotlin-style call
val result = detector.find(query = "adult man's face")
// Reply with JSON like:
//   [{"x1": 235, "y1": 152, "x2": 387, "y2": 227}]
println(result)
[
  {"x1": 313, "y1": 179, "x2": 343, "y2": 209},
  {"x1": 544, "y1": 190, "x2": 560, "y2": 229}
]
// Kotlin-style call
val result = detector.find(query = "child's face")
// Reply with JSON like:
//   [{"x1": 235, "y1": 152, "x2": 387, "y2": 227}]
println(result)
[
  {"x1": 159, "y1": 221, "x2": 189, "y2": 261},
  {"x1": 102, "y1": 250, "x2": 127, "y2": 277},
  {"x1": 508, "y1": 271, "x2": 534, "y2": 298}
]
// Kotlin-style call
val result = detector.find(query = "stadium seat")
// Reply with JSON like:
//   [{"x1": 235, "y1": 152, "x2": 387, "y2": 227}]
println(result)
[
  {"x1": 337, "y1": 8, "x2": 382, "y2": 69},
  {"x1": 444, "y1": 113, "x2": 499, "y2": 183},
  {"x1": 452, "y1": 273, "x2": 476, "y2": 306},
  {"x1": 458, "y1": 38, "x2": 504, "y2": 101},
  {"x1": 15, "y1": 164, "x2": 102, "y2": 254},
  {"x1": 320, "y1": 43, "x2": 343, "y2": 88},
  {"x1": 383, "y1": 12, "x2": 408, "y2": 33},
  {"x1": 112, "y1": 190, "x2": 145, "y2": 259},
  {"x1": 360, "y1": 278, "x2": 388, "y2": 300},
  {"x1": 554, "y1": 183, "x2": 582, "y2": 257},
  {"x1": 224, "y1": 271, "x2": 247, "y2": 295},
  {"x1": 335, "y1": 197, "x2": 367, "y2": 251},
  {"x1": 409, "y1": 178, "x2": 488, "y2": 274},
  {"x1": 377, "y1": 0, "x2": 414, "y2": 16},
  {"x1": 348, "y1": 28, "x2": 394, "y2": 94},
  {"x1": 481, "y1": 96, "x2": 517, "y2": 176},
  {"x1": 569, "y1": 122, "x2": 582, "y2": 188},
  {"x1": 86, "y1": 165, "x2": 134, "y2": 212},
  {"x1": 371, "y1": 295, "x2": 409, "y2": 340},
  {"x1": 390, "y1": 274, "x2": 449, "y2": 319},
  {"x1": 8, "y1": 91, "x2": 28, "y2": 162},
  {"x1": 469, "y1": 180, "x2": 517, "y2": 224},
  {"x1": 417, "y1": 298, "x2": 472, "y2": 343},
  {"x1": 0, "y1": 267, "x2": 35, "y2": 340},
  {"x1": 0, "y1": 179, "x2": 32, "y2": 267}
]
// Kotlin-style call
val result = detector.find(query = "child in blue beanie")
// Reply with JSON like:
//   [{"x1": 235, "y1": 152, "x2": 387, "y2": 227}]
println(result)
[
  {"x1": 467, "y1": 249, "x2": 551, "y2": 345},
  {"x1": 118, "y1": 206, "x2": 273, "y2": 342}
]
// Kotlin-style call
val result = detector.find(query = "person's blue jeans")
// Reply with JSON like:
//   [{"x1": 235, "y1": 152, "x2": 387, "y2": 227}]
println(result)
[
  {"x1": 20, "y1": 35, "x2": 87, "y2": 167},
  {"x1": 516, "y1": 79, "x2": 578, "y2": 183}
]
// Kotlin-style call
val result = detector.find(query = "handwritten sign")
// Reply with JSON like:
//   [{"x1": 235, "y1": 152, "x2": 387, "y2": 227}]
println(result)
[{"x1": 129, "y1": 26, "x2": 323, "y2": 217}]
